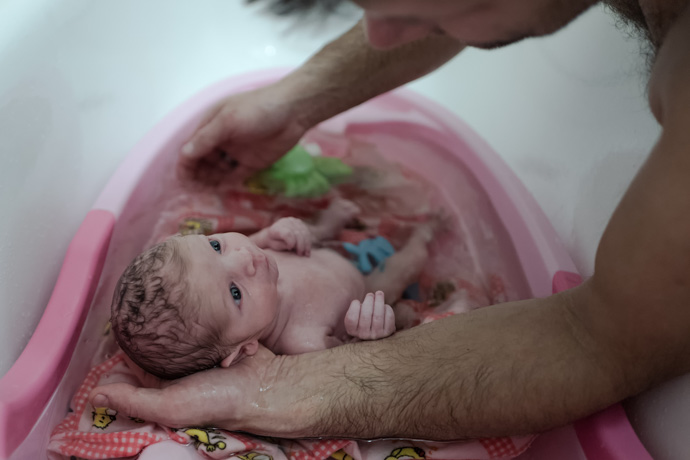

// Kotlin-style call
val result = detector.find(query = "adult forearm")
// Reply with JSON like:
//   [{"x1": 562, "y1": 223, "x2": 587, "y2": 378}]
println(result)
[
  {"x1": 262, "y1": 285, "x2": 635, "y2": 440},
  {"x1": 275, "y1": 20, "x2": 464, "y2": 130}
]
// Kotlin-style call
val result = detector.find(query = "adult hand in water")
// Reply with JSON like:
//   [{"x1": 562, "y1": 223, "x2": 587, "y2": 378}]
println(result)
[
  {"x1": 89, "y1": 345, "x2": 304, "y2": 435},
  {"x1": 177, "y1": 82, "x2": 309, "y2": 187}
]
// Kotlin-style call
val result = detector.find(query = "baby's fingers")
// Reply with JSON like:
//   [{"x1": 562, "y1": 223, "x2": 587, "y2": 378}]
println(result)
[
  {"x1": 286, "y1": 220, "x2": 310, "y2": 256},
  {"x1": 346, "y1": 293, "x2": 393, "y2": 340},
  {"x1": 370, "y1": 291, "x2": 386, "y2": 336},
  {"x1": 269, "y1": 226, "x2": 295, "y2": 251},
  {"x1": 345, "y1": 300, "x2": 362, "y2": 336},
  {"x1": 383, "y1": 304, "x2": 395, "y2": 338},
  {"x1": 370, "y1": 291, "x2": 395, "y2": 339},
  {"x1": 343, "y1": 200, "x2": 361, "y2": 217},
  {"x1": 299, "y1": 228, "x2": 311, "y2": 256},
  {"x1": 295, "y1": 226, "x2": 308, "y2": 256}
]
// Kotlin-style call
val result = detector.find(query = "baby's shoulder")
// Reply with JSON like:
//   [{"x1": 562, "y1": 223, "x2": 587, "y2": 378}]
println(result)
[{"x1": 272, "y1": 324, "x2": 334, "y2": 355}]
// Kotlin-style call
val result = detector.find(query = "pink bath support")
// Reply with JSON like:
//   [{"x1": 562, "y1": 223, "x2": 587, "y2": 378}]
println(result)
[{"x1": 0, "y1": 69, "x2": 652, "y2": 459}]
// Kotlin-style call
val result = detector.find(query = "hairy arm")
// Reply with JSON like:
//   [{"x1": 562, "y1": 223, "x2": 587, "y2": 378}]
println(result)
[
  {"x1": 244, "y1": 289, "x2": 627, "y2": 439},
  {"x1": 277, "y1": 19, "x2": 464, "y2": 130}
]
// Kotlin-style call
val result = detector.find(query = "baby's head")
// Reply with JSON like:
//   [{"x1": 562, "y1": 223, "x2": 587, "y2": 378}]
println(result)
[{"x1": 111, "y1": 232, "x2": 280, "y2": 379}]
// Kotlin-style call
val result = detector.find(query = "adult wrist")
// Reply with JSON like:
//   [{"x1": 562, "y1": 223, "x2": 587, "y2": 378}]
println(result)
[
  {"x1": 273, "y1": 69, "x2": 344, "y2": 133},
  {"x1": 239, "y1": 353, "x2": 325, "y2": 438}
]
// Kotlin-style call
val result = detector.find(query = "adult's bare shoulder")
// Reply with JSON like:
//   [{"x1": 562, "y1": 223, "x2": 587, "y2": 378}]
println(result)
[
  {"x1": 582, "y1": 4, "x2": 690, "y2": 397},
  {"x1": 647, "y1": 3, "x2": 690, "y2": 125}
]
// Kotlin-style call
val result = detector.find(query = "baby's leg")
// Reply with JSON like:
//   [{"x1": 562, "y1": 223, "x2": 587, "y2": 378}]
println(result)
[
  {"x1": 364, "y1": 222, "x2": 435, "y2": 303},
  {"x1": 309, "y1": 198, "x2": 360, "y2": 242}
]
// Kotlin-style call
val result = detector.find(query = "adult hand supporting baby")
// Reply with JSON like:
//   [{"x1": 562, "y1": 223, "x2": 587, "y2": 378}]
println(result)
[{"x1": 89, "y1": 345, "x2": 294, "y2": 433}]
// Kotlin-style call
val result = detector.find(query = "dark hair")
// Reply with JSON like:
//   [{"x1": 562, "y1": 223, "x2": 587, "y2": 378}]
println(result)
[
  {"x1": 247, "y1": 0, "x2": 345, "y2": 15},
  {"x1": 110, "y1": 240, "x2": 227, "y2": 379}
]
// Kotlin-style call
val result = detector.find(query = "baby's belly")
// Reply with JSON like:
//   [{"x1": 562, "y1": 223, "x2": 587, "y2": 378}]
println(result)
[{"x1": 309, "y1": 248, "x2": 366, "y2": 298}]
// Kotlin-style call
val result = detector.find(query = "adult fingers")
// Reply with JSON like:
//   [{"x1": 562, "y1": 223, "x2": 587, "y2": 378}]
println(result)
[
  {"x1": 89, "y1": 383, "x2": 184, "y2": 427},
  {"x1": 197, "y1": 101, "x2": 226, "y2": 129},
  {"x1": 225, "y1": 164, "x2": 256, "y2": 184},
  {"x1": 180, "y1": 115, "x2": 230, "y2": 168}
]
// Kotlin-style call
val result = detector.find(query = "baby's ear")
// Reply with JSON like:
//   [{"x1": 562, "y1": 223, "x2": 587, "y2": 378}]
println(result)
[
  {"x1": 242, "y1": 340, "x2": 259, "y2": 357},
  {"x1": 220, "y1": 348, "x2": 243, "y2": 368},
  {"x1": 219, "y1": 340, "x2": 259, "y2": 368}
]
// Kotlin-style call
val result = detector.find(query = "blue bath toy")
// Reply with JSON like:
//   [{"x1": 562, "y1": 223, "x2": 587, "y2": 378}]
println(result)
[{"x1": 343, "y1": 236, "x2": 395, "y2": 274}]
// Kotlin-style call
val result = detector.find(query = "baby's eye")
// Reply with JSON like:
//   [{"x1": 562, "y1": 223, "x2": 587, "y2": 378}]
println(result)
[
  {"x1": 230, "y1": 284, "x2": 242, "y2": 306},
  {"x1": 210, "y1": 240, "x2": 221, "y2": 253}
]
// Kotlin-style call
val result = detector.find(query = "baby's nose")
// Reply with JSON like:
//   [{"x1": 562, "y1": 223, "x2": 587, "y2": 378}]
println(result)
[{"x1": 235, "y1": 247, "x2": 256, "y2": 277}]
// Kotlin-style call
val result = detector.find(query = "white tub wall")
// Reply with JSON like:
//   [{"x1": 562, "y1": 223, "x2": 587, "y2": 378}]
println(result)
[{"x1": 0, "y1": 0, "x2": 673, "y2": 457}]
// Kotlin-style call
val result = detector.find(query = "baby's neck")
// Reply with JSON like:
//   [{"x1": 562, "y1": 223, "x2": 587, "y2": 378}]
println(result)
[{"x1": 257, "y1": 256, "x2": 297, "y2": 349}]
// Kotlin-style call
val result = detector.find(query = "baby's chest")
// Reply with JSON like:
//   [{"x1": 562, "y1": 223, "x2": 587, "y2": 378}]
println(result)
[{"x1": 279, "y1": 249, "x2": 365, "y2": 329}]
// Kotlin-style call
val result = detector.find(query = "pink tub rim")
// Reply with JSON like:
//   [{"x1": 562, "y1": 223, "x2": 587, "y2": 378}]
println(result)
[
  {"x1": 0, "y1": 68, "x2": 651, "y2": 460},
  {"x1": 0, "y1": 209, "x2": 114, "y2": 459}
]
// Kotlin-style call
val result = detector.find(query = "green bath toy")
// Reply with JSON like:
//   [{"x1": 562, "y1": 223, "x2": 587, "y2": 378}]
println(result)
[{"x1": 246, "y1": 145, "x2": 352, "y2": 198}]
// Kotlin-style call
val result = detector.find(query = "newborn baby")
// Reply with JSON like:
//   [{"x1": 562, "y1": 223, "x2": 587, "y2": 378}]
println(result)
[{"x1": 111, "y1": 199, "x2": 435, "y2": 379}]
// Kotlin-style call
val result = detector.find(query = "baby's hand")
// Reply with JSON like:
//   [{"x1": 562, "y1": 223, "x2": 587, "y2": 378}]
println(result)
[
  {"x1": 266, "y1": 217, "x2": 312, "y2": 256},
  {"x1": 345, "y1": 291, "x2": 395, "y2": 340}
]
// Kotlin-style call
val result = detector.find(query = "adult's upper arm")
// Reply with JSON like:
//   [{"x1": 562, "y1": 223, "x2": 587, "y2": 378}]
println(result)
[{"x1": 579, "y1": 6, "x2": 690, "y2": 392}]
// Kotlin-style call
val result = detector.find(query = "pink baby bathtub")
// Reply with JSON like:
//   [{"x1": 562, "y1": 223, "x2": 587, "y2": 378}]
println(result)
[{"x1": 0, "y1": 69, "x2": 652, "y2": 460}]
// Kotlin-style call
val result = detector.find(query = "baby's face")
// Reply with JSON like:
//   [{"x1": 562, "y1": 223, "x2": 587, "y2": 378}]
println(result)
[{"x1": 173, "y1": 232, "x2": 280, "y2": 345}]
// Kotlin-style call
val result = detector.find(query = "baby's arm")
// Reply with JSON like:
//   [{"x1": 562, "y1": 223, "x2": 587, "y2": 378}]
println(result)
[
  {"x1": 249, "y1": 199, "x2": 360, "y2": 255},
  {"x1": 309, "y1": 198, "x2": 360, "y2": 242},
  {"x1": 345, "y1": 291, "x2": 396, "y2": 341}
]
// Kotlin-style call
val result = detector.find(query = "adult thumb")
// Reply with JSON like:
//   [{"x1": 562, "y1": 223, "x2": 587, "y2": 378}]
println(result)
[
  {"x1": 180, "y1": 116, "x2": 226, "y2": 161},
  {"x1": 89, "y1": 383, "x2": 174, "y2": 426}
]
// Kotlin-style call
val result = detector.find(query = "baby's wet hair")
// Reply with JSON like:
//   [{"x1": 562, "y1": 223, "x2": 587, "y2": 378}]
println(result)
[{"x1": 110, "y1": 239, "x2": 227, "y2": 380}]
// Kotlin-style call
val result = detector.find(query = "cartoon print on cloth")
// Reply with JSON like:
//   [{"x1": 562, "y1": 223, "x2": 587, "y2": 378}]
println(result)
[
  {"x1": 385, "y1": 447, "x2": 426, "y2": 460},
  {"x1": 179, "y1": 217, "x2": 214, "y2": 236},
  {"x1": 92, "y1": 407, "x2": 117, "y2": 429},
  {"x1": 343, "y1": 236, "x2": 395, "y2": 274},
  {"x1": 185, "y1": 428, "x2": 228, "y2": 452},
  {"x1": 331, "y1": 449, "x2": 354, "y2": 460},
  {"x1": 238, "y1": 452, "x2": 274, "y2": 460}
]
